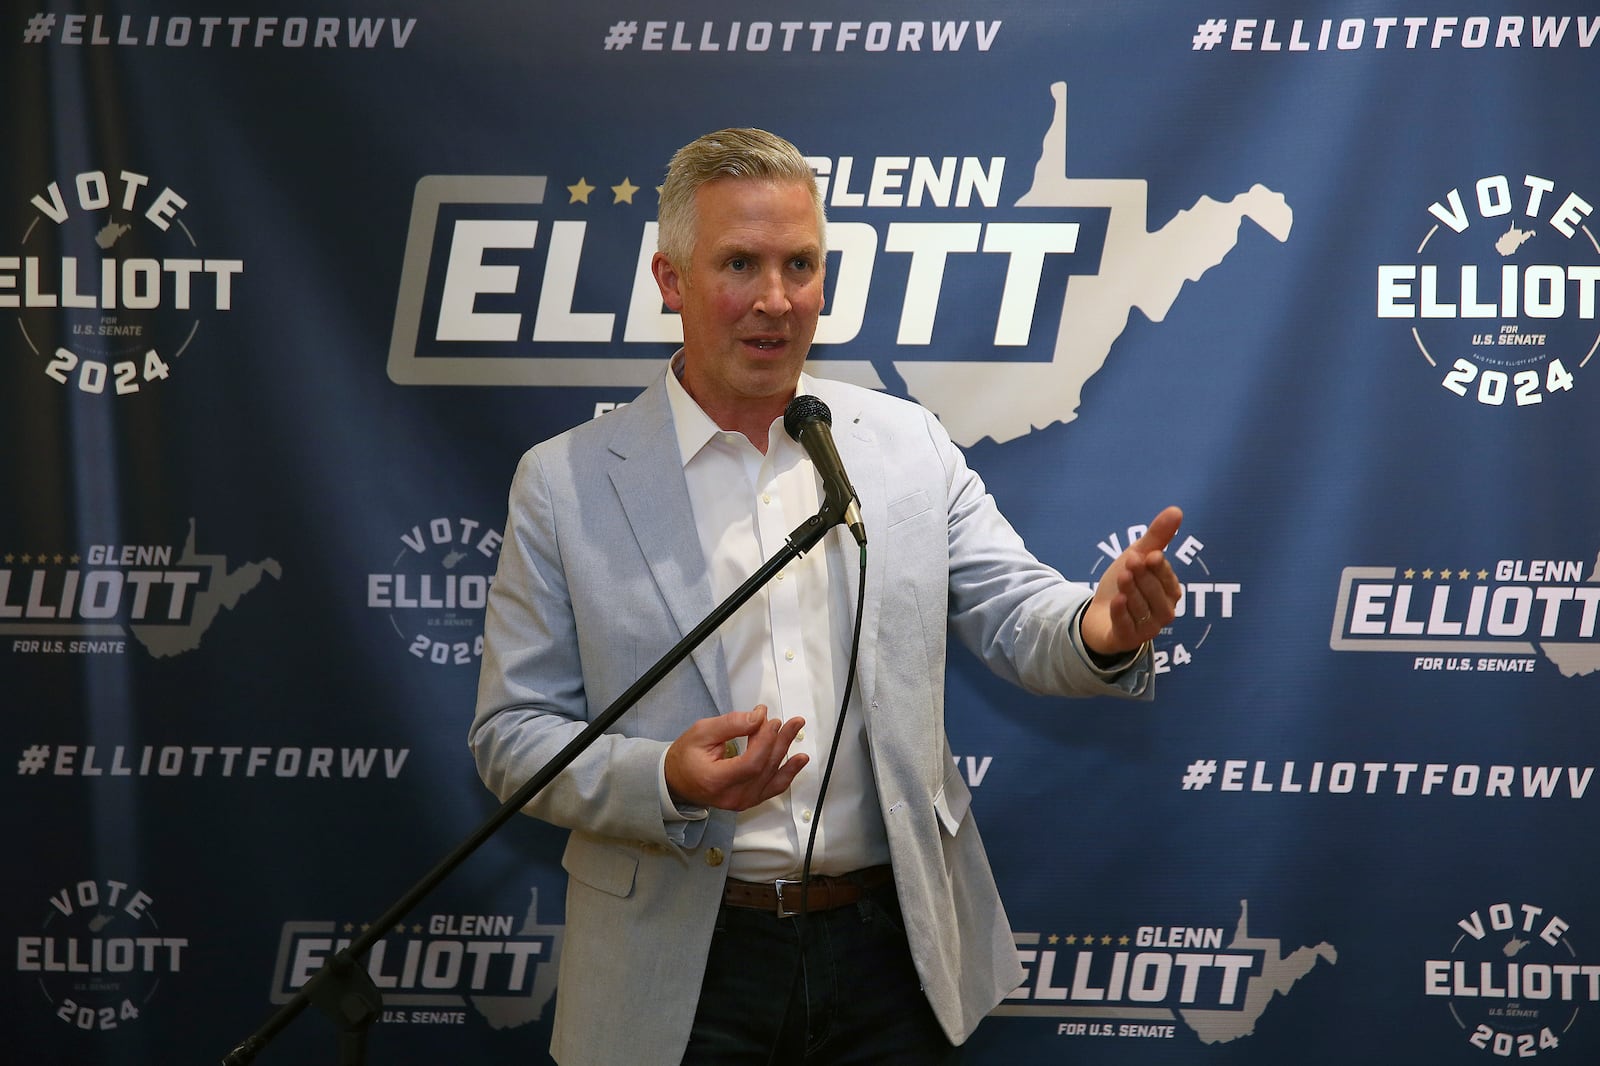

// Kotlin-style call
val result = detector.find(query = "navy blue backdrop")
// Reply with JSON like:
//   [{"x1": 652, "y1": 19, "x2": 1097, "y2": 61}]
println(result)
[{"x1": 5, "y1": 2, "x2": 1600, "y2": 1063}]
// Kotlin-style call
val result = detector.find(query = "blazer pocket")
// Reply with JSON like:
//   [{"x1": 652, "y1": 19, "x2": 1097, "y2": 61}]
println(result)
[
  {"x1": 886, "y1": 490, "x2": 931, "y2": 528},
  {"x1": 932, "y1": 761, "x2": 973, "y2": 837},
  {"x1": 562, "y1": 837, "x2": 640, "y2": 899}
]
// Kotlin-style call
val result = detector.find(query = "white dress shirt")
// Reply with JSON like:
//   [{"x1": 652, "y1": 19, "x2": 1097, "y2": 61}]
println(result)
[{"x1": 662, "y1": 356, "x2": 890, "y2": 880}]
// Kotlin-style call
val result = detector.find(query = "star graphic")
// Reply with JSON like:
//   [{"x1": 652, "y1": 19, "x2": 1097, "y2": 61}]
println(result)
[
  {"x1": 1100, "y1": 934, "x2": 1113, "y2": 945},
  {"x1": 567, "y1": 177, "x2": 595, "y2": 204},
  {"x1": 1437, "y1": 565, "x2": 1452, "y2": 578},
  {"x1": 1047, "y1": 934, "x2": 1059, "y2": 945},
  {"x1": 1477, "y1": 569, "x2": 1489, "y2": 580},
  {"x1": 3, "y1": 554, "x2": 12, "y2": 564},
  {"x1": 1063, "y1": 934, "x2": 1078, "y2": 944},
  {"x1": 1404, "y1": 568, "x2": 1416, "y2": 579},
  {"x1": 1118, "y1": 934, "x2": 1131, "y2": 945},
  {"x1": 1421, "y1": 569, "x2": 1434, "y2": 579},
  {"x1": 612, "y1": 177, "x2": 640, "y2": 204},
  {"x1": 1458, "y1": 569, "x2": 1470, "y2": 580}
]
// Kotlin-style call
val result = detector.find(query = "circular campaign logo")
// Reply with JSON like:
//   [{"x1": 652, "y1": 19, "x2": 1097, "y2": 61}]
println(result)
[
  {"x1": 16, "y1": 878, "x2": 187, "y2": 1032},
  {"x1": 1428, "y1": 901, "x2": 1590, "y2": 1058},
  {"x1": 367, "y1": 515, "x2": 502, "y2": 666},
  {"x1": 9, "y1": 168, "x2": 242, "y2": 396},
  {"x1": 1086, "y1": 519, "x2": 1236, "y2": 676},
  {"x1": 1379, "y1": 172, "x2": 1600, "y2": 409}
]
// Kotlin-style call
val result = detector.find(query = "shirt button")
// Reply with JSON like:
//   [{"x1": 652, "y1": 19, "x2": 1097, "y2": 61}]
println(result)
[
  {"x1": 762, "y1": 493, "x2": 772, "y2": 504},
  {"x1": 796, "y1": 729, "x2": 806, "y2": 742},
  {"x1": 705, "y1": 847, "x2": 725, "y2": 867},
  {"x1": 801, "y1": 809, "x2": 813, "y2": 822},
  {"x1": 785, "y1": 649, "x2": 796, "y2": 661}
]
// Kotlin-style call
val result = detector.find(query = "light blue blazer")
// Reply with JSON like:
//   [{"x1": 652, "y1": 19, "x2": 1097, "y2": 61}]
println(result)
[{"x1": 471, "y1": 371, "x2": 1152, "y2": 1065}]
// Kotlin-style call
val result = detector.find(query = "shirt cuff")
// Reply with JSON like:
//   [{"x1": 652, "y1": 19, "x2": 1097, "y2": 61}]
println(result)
[
  {"x1": 658, "y1": 748, "x2": 708, "y2": 845},
  {"x1": 1072, "y1": 601, "x2": 1145, "y2": 679}
]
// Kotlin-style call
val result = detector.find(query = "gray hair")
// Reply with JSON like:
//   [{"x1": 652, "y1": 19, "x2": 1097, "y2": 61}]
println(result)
[{"x1": 656, "y1": 127, "x2": 827, "y2": 268}]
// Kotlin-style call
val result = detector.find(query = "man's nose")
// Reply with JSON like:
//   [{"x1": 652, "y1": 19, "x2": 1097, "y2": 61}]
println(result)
[{"x1": 751, "y1": 268, "x2": 791, "y2": 316}]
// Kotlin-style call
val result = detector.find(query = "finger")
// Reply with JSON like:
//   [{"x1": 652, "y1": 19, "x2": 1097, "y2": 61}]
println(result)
[
  {"x1": 750, "y1": 716, "x2": 806, "y2": 779},
  {"x1": 725, "y1": 715, "x2": 794, "y2": 790},
  {"x1": 1123, "y1": 585, "x2": 1170, "y2": 633},
  {"x1": 740, "y1": 705, "x2": 771, "y2": 736},
  {"x1": 745, "y1": 723, "x2": 808, "y2": 799},
  {"x1": 724, "y1": 755, "x2": 809, "y2": 811},
  {"x1": 724, "y1": 726, "x2": 807, "y2": 809},
  {"x1": 1122, "y1": 593, "x2": 1154, "y2": 633},
  {"x1": 1132, "y1": 553, "x2": 1183, "y2": 613},
  {"x1": 1117, "y1": 564, "x2": 1164, "y2": 632},
  {"x1": 1124, "y1": 561, "x2": 1162, "y2": 610},
  {"x1": 1117, "y1": 556, "x2": 1150, "y2": 611},
  {"x1": 689, "y1": 707, "x2": 764, "y2": 749},
  {"x1": 763, "y1": 752, "x2": 810, "y2": 798},
  {"x1": 1131, "y1": 506, "x2": 1183, "y2": 553},
  {"x1": 1145, "y1": 553, "x2": 1184, "y2": 605},
  {"x1": 737, "y1": 711, "x2": 783, "y2": 763}
]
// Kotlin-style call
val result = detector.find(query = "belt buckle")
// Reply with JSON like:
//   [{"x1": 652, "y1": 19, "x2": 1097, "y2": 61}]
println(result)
[{"x1": 773, "y1": 878, "x2": 803, "y2": 919}]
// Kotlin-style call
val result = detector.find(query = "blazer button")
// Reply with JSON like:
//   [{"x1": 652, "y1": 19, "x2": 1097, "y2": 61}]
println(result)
[{"x1": 705, "y1": 847, "x2": 725, "y2": 867}]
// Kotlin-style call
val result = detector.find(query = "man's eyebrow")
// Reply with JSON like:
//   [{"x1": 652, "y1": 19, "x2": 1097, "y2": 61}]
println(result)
[{"x1": 710, "y1": 240, "x2": 822, "y2": 261}]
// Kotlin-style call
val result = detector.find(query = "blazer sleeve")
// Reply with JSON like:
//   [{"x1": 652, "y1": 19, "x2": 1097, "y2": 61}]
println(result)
[
  {"x1": 929, "y1": 407, "x2": 1153, "y2": 699},
  {"x1": 468, "y1": 444, "x2": 682, "y2": 846}
]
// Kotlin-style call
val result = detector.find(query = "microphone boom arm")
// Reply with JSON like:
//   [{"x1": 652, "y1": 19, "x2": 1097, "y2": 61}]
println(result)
[{"x1": 222, "y1": 499, "x2": 854, "y2": 1065}]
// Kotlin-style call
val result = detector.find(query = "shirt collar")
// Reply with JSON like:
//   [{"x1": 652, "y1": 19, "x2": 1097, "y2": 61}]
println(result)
[{"x1": 663, "y1": 350, "x2": 814, "y2": 468}]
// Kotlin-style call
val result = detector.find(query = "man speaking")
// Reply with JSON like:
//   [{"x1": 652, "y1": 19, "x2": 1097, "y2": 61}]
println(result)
[{"x1": 471, "y1": 126, "x2": 1183, "y2": 1064}]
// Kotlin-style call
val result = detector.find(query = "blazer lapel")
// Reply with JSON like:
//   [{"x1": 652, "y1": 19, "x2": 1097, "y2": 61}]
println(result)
[
  {"x1": 814, "y1": 382, "x2": 888, "y2": 711},
  {"x1": 605, "y1": 380, "x2": 732, "y2": 713}
]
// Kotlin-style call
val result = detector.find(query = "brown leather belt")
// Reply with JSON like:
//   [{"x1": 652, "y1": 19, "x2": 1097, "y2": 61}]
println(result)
[{"x1": 722, "y1": 865, "x2": 894, "y2": 918}]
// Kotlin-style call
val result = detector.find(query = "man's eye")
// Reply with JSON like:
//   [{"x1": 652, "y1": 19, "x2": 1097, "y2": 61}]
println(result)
[{"x1": 728, "y1": 257, "x2": 749, "y2": 271}]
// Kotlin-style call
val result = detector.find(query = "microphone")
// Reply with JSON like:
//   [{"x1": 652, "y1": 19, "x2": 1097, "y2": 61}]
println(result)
[{"x1": 783, "y1": 395, "x2": 866, "y2": 546}]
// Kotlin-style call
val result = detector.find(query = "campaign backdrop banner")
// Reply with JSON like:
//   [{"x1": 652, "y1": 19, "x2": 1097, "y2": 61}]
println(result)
[{"x1": 4, "y1": 2, "x2": 1600, "y2": 1063}]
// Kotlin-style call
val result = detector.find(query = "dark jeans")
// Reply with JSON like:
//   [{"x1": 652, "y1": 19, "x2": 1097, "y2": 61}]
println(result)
[{"x1": 682, "y1": 880, "x2": 962, "y2": 1065}]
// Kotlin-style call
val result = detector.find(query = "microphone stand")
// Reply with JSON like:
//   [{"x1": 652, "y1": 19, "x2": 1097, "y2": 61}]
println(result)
[{"x1": 222, "y1": 500, "x2": 851, "y2": 1065}]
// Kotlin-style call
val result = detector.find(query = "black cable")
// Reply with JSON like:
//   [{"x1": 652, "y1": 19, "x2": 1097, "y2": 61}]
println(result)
[
  {"x1": 764, "y1": 541, "x2": 869, "y2": 1064},
  {"x1": 796, "y1": 541, "x2": 870, "y2": 912}
]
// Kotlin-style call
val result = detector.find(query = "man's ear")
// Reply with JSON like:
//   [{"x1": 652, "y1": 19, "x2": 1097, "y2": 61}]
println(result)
[{"x1": 651, "y1": 251, "x2": 685, "y2": 312}]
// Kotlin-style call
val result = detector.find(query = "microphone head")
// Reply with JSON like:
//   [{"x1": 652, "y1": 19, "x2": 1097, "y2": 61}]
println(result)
[{"x1": 783, "y1": 395, "x2": 832, "y2": 440}]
